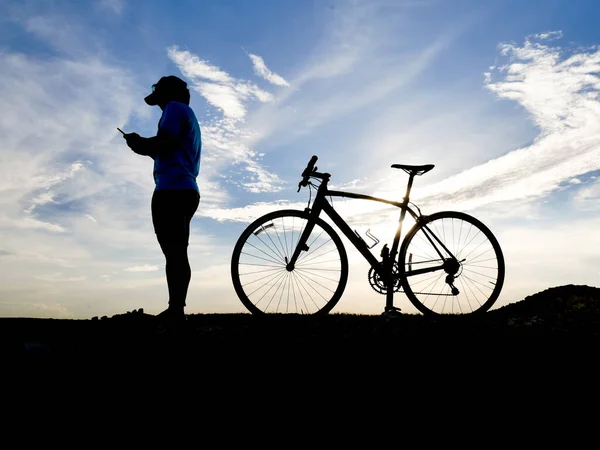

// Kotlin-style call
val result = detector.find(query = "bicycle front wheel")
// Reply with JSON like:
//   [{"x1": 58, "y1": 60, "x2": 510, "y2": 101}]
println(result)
[
  {"x1": 399, "y1": 211, "x2": 505, "y2": 316},
  {"x1": 231, "y1": 209, "x2": 348, "y2": 315}
]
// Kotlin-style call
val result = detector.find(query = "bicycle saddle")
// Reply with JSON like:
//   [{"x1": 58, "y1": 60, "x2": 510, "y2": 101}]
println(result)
[{"x1": 391, "y1": 164, "x2": 434, "y2": 176}]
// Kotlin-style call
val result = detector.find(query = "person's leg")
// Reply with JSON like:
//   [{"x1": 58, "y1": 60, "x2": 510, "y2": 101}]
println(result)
[
  {"x1": 151, "y1": 190, "x2": 200, "y2": 316},
  {"x1": 164, "y1": 244, "x2": 191, "y2": 310}
]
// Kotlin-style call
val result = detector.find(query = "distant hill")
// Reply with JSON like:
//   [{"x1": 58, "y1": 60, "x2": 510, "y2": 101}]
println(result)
[{"x1": 483, "y1": 284, "x2": 600, "y2": 335}]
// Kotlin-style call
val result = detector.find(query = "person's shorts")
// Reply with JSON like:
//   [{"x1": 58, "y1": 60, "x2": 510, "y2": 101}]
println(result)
[{"x1": 151, "y1": 189, "x2": 200, "y2": 247}]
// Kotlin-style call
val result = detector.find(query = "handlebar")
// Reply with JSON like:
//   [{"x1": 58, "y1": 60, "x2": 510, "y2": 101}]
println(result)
[{"x1": 297, "y1": 155, "x2": 318, "y2": 192}]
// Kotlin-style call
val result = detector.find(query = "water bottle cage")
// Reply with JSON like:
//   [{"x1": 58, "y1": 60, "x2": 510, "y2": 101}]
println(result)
[{"x1": 354, "y1": 228, "x2": 379, "y2": 250}]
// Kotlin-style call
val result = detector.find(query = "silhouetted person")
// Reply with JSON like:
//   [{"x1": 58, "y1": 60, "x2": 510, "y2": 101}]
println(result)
[{"x1": 123, "y1": 76, "x2": 201, "y2": 324}]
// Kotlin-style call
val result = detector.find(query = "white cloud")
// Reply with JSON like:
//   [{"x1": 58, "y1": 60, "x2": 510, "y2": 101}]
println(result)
[
  {"x1": 199, "y1": 30, "x2": 600, "y2": 322},
  {"x1": 532, "y1": 31, "x2": 563, "y2": 41},
  {"x1": 11, "y1": 217, "x2": 67, "y2": 233},
  {"x1": 5, "y1": 0, "x2": 599, "y2": 320},
  {"x1": 168, "y1": 48, "x2": 234, "y2": 84},
  {"x1": 124, "y1": 264, "x2": 160, "y2": 272},
  {"x1": 167, "y1": 47, "x2": 273, "y2": 119},
  {"x1": 410, "y1": 32, "x2": 600, "y2": 211},
  {"x1": 194, "y1": 82, "x2": 248, "y2": 119},
  {"x1": 248, "y1": 53, "x2": 290, "y2": 87},
  {"x1": 167, "y1": 46, "x2": 285, "y2": 194},
  {"x1": 97, "y1": 0, "x2": 125, "y2": 15},
  {"x1": 201, "y1": 200, "x2": 304, "y2": 223},
  {"x1": 235, "y1": 32, "x2": 600, "y2": 226},
  {"x1": 0, "y1": 37, "x2": 182, "y2": 318},
  {"x1": 573, "y1": 177, "x2": 600, "y2": 207}
]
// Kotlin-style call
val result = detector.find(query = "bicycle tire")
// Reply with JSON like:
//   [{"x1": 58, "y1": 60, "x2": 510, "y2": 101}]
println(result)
[
  {"x1": 398, "y1": 211, "x2": 505, "y2": 316},
  {"x1": 231, "y1": 209, "x2": 349, "y2": 315}
]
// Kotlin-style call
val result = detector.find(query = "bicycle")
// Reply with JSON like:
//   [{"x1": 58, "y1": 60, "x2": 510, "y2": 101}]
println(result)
[{"x1": 231, "y1": 155, "x2": 505, "y2": 317}]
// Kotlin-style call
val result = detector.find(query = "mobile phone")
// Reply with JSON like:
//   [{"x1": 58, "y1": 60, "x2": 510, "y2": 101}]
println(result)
[{"x1": 117, "y1": 127, "x2": 125, "y2": 135}]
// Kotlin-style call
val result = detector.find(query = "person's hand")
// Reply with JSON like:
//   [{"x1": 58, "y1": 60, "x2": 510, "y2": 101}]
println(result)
[
  {"x1": 123, "y1": 133, "x2": 142, "y2": 150},
  {"x1": 123, "y1": 132, "x2": 142, "y2": 151}
]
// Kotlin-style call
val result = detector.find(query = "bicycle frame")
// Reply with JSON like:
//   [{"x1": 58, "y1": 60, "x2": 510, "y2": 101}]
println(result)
[{"x1": 287, "y1": 172, "x2": 458, "y2": 311}]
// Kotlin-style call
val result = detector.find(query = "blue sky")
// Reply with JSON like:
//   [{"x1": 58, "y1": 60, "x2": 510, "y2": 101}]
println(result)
[{"x1": 1, "y1": 0, "x2": 600, "y2": 318}]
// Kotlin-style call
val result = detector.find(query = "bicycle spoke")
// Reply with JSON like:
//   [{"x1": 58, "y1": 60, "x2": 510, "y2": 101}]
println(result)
[
  {"x1": 466, "y1": 256, "x2": 498, "y2": 265},
  {"x1": 457, "y1": 228, "x2": 481, "y2": 260},
  {"x1": 239, "y1": 267, "x2": 283, "y2": 276},
  {"x1": 295, "y1": 267, "x2": 340, "y2": 283},
  {"x1": 407, "y1": 271, "x2": 443, "y2": 286},
  {"x1": 463, "y1": 267, "x2": 497, "y2": 280},
  {"x1": 246, "y1": 269, "x2": 287, "y2": 298},
  {"x1": 298, "y1": 253, "x2": 339, "y2": 267},
  {"x1": 442, "y1": 218, "x2": 446, "y2": 246},
  {"x1": 411, "y1": 233, "x2": 439, "y2": 261},
  {"x1": 419, "y1": 272, "x2": 445, "y2": 299},
  {"x1": 252, "y1": 270, "x2": 288, "y2": 306},
  {"x1": 294, "y1": 219, "x2": 307, "y2": 254},
  {"x1": 291, "y1": 268, "x2": 299, "y2": 312},
  {"x1": 461, "y1": 276, "x2": 485, "y2": 309},
  {"x1": 265, "y1": 272, "x2": 288, "y2": 312},
  {"x1": 288, "y1": 271, "x2": 302, "y2": 312},
  {"x1": 298, "y1": 229, "x2": 326, "y2": 259},
  {"x1": 286, "y1": 273, "x2": 292, "y2": 313},
  {"x1": 296, "y1": 232, "x2": 328, "y2": 264},
  {"x1": 457, "y1": 220, "x2": 464, "y2": 256},
  {"x1": 401, "y1": 213, "x2": 503, "y2": 316},
  {"x1": 240, "y1": 251, "x2": 285, "y2": 266},
  {"x1": 460, "y1": 236, "x2": 490, "y2": 262},
  {"x1": 297, "y1": 248, "x2": 340, "y2": 265},
  {"x1": 251, "y1": 232, "x2": 286, "y2": 264},
  {"x1": 272, "y1": 221, "x2": 290, "y2": 260},
  {"x1": 272, "y1": 273, "x2": 290, "y2": 313},
  {"x1": 458, "y1": 275, "x2": 474, "y2": 311},
  {"x1": 239, "y1": 262, "x2": 283, "y2": 268},
  {"x1": 452, "y1": 218, "x2": 456, "y2": 254},
  {"x1": 282, "y1": 218, "x2": 290, "y2": 259},
  {"x1": 464, "y1": 263, "x2": 498, "y2": 270},
  {"x1": 292, "y1": 271, "x2": 319, "y2": 311},
  {"x1": 467, "y1": 248, "x2": 495, "y2": 265},
  {"x1": 462, "y1": 272, "x2": 494, "y2": 290},
  {"x1": 424, "y1": 273, "x2": 446, "y2": 307},
  {"x1": 262, "y1": 226, "x2": 287, "y2": 263},
  {"x1": 242, "y1": 245, "x2": 285, "y2": 265},
  {"x1": 242, "y1": 269, "x2": 289, "y2": 288},
  {"x1": 294, "y1": 269, "x2": 336, "y2": 295}
]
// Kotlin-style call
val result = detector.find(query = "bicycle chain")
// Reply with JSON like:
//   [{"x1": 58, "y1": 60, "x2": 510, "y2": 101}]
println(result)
[{"x1": 368, "y1": 258, "x2": 461, "y2": 297}]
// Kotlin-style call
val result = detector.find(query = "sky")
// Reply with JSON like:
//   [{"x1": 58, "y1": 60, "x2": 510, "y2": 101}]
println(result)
[{"x1": 1, "y1": 0, "x2": 600, "y2": 318}]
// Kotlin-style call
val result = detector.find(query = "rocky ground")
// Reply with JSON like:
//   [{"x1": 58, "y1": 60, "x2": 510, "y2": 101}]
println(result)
[
  {"x1": 2, "y1": 284, "x2": 599, "y2": 380},
  {"x1": 4, "y1": 285, "x2": 596, "y2": 429}
]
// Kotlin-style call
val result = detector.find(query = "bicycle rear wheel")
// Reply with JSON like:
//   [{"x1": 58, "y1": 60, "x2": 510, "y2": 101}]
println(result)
[
  {"x1": 399, "y1": 211, "x2": 505, "y2": 316},
  {"x1": 231, "y1": 209, "x2": 348, "y2": 315}
]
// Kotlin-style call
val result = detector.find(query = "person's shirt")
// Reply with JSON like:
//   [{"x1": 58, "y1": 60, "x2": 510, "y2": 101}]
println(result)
[{"x1": 153, "y1": 101, "x2": 201, "y2": 193}]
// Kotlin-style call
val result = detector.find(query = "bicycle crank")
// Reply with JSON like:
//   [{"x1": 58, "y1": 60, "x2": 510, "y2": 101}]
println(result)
[{"x1": 368, "y1": 262, "x2": 402, "y2": 295}]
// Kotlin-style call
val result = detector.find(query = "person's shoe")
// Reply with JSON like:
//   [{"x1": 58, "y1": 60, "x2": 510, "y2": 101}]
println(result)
[{"x1": 155, "y1": 307, "x2": 186, "y2": 326}]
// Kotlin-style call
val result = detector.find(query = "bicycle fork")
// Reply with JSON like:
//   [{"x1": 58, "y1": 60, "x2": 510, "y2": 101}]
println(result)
[{"x1": 286, "y1": 206, "x2": 323, "y2": 271}]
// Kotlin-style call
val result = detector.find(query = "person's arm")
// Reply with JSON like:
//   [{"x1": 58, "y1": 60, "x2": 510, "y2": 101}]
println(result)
[
  {"x1": 124, "y1": 103, "x2": 183, "y2": 158},
  {"x1": 124, "y1": 129, "x2": 177, "y2": 158}
]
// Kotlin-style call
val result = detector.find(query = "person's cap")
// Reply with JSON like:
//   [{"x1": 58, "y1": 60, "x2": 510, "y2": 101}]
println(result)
[{"x1": 144, "y1": 76, "x2": 188, "y2": 105}]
